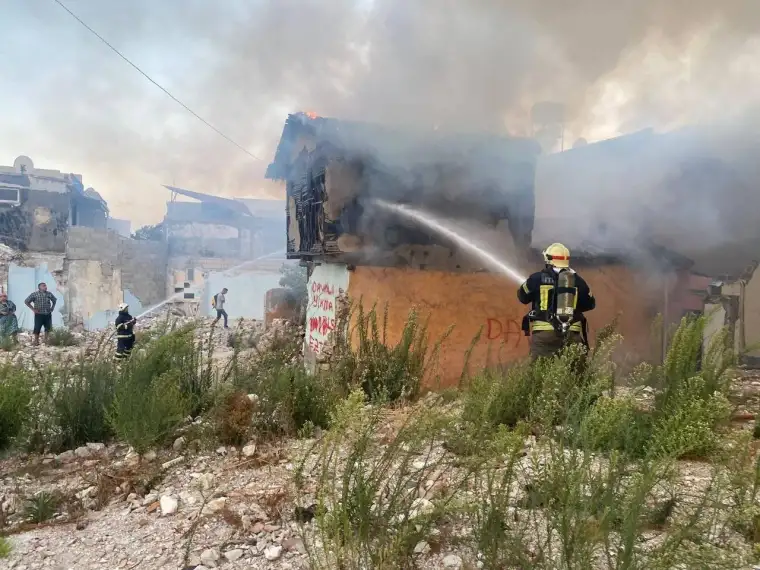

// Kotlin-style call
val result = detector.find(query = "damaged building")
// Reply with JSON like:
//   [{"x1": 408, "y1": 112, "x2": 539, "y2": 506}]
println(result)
[
  {"x1": 0, "y1": 156, "x2": 289, "y2": 330},
  {"x1": 534, "y1": 126, "x2": 760, "y2": 366},
  {"x1": 162, "y1": 186, "x2": 286, "y2": 320},
  {"x1": 0, "y1": 155, "x2": 108, "y2": 252},
  {"x1": 267, "y1": 113, "x2": 729, "y2": 386},
  {"x1": 0, "y1": 155, "x2": 165, "y2": 330}
]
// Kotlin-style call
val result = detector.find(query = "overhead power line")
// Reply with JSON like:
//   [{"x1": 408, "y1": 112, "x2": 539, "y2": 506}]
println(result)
[{"x1": 51, "y1": 0, "x2": 262, "y2": 161}]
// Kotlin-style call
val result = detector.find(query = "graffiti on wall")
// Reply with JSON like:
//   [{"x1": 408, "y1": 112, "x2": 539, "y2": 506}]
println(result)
[
  {"x1": 485, "y1": 315, "x2": 594, "y2": 347},
  {"x1": 307, "y1": 279, "x2": 345, "y2": 355},
  {"x1": 485, "y1": 316, "x2": 525, "y2": 348},
  {"x1": 304, "y1": 263, "x2": 351, "y2": 357}
]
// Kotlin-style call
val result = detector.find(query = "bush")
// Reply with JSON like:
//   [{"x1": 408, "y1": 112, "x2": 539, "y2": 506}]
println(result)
[
  {"x1": 214, "y1": 390, "x2": 255, "y2": 446},
  {"x1": 109, "y1": 369, "x2": 191, "y2": 455},
  {"x1": 0, "y1": 365, "x2": 32, "y2": 450},
  {"x1": 48, "y1": 358, "x2": 116, "y2": 451},
  {"x1": 331, "y1": 304, "x2": 446, "y2": 404},
  {"x1": 298, "y1": 391, "x2": 467, "y2": 569},
  {"x1": 46, "y1": 327, "x2": 78, "y2": 347},
  {"x1": 577, "y1": 394, "x2": 652, "y2": 455},
  {"x1": 238, "y1": 362, "x2": 337, "y2": 438},
  {"x1": 0, "y1": 536, "x2": 11, "y2": 559},
  {"x1": 461, "y1": 363, "x2": 537, "y2": 429},
  {"x1": 125, "y1": 324, "x2": 213, "y2": 417}
]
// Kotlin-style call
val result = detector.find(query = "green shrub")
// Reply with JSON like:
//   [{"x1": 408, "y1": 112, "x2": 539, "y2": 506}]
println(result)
[
  {"x1": 331, "y1": 304, "x2": 447, "y2": 404},
  {"x1": 125, "y1": 324, "x2": 212, "y2": 417},
  {"x1": 577, "y1": 394, "x2": 652, "y2": 455},
  {"x1": 46, "y1": 327, "x2": 78, "y2": 347},
  {"x1": 23, "y1": 491, "x2": 61, "y2": 523},
  {"x1": 648, "y1": 385, "x2": 731, "y2": 459},
  {"x1": 246, "y1": 363, "x2": 337, "y2": 437},
  {"x1": 0, "y1": 536, "x2": 11, "y2": 559},
  {"x1": 461, "y1": 363, "x2": 536, "y2": 429},
  {"x1": 0, "y1": 365, "x2": 32, "y2": 450},
  {"x1": 298, "y1": 391, "x2": 466, "y2": 569},
  {"x1": 109, "y1": 369, "x2": 190, "y2": 455},
  {"x1": 49, "y1": 358, "x2": 117, "y2": 451}
]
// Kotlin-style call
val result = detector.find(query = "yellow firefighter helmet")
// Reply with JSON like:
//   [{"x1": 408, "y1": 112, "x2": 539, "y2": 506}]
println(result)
[{"x1": 543, "y1": 242, "x2": 570, "y2": 268}]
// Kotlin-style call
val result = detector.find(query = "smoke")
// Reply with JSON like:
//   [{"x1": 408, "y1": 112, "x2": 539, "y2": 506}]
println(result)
[{"x1": 2, "y1": 0, "x2": 759, "y2": 227}]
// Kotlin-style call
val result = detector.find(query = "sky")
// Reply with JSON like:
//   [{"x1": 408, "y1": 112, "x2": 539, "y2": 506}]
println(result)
[{"x1": 1, "y1": 0, "x2": 759, "y2": 227}]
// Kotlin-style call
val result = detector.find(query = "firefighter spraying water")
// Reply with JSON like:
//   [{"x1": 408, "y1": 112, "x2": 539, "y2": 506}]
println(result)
[{"x1": 518, "y1": 243, "x2": 596, "y2": 360}]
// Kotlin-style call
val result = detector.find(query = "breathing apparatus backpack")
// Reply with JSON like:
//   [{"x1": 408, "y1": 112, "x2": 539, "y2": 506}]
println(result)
[
  {"x1": 553, "y1": 268, "x2": 577, "y2": 336},
  {"x1": 521, "y1": 267, "x2": 584, "y2": 340}
]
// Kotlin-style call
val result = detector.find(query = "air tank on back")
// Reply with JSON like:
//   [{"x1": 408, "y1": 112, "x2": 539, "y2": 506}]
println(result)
[{"x1": 555, "y1": 270, "x2": 576, "y2": 331}]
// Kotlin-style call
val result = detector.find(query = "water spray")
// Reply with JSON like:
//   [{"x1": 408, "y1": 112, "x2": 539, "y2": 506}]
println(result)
[
  {"x1": 134, "y1": 249, "x2": 287, "y2": 319},
  {"x1": 373, "y1": 199, "x2": 527, "y2": 285}
]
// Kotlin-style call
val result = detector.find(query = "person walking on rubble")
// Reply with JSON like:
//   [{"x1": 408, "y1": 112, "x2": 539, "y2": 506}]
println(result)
[
  {"x1": 518, "y1": 243, "x2": 596, "y2": 360},
  {"x1": 115, "y1": 303, "x2": 137, "y2": 360},
  {"x1": 212, "y1": 287, "x2": 229, "y2": 328},
  {"x1": 24, "y1": 282, "x2": 57, "y2": 346},
  {"x1": 0, "y1": 292, "x2": 19, "y2": 344}
]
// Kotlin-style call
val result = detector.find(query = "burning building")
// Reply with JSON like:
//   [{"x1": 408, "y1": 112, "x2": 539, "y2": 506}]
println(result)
[{"x1": 267, "y1": 113, "x2": 720, "y2": 386}]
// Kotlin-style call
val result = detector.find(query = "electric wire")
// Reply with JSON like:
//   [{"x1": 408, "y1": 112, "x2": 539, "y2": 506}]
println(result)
[{"x1": 51, "y1": 0, "x2": 262, "y2": 161}]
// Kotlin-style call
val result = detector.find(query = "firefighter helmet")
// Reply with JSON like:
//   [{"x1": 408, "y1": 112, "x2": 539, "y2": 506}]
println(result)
[{"x1": 542, "y1": 243, "x2": 570, "y2": 268}]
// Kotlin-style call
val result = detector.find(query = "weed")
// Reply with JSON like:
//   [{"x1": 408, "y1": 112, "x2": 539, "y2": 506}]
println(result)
[
  {"x1": 23, "y1": 491, "x2": 60, "y2": 524},
  {"x1": 0, "y1": 536, "x2": 10, "y2": 558},
  {"x1": 49, "y1": 358, "x2": 117, "y2": 451},
  {"x1": 248, "y1": 363, "x2": 336, "y2": 437},
  {"x1": 214, "y1": 390, "x2": 254, "y2": 446},
  {"x1": 0, "y1": 365, "x2": 32, "y2": 450},
  {"x1": 331, "y1": 304, "x2": 447, "y2": 404},
  {"x1": 109, "y1": 369, "x2": 190, "y2": 455},
  {"x1": 299, "y1": 391, "x2": 470, "y2": 569},
  {"x1": 46, "y1": 327, "x2": 78, "y2": 347}
]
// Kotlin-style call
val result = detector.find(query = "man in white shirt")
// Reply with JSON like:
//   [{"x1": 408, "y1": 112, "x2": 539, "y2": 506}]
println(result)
[{"x1": 212, "y1": 287, "x2": 229, "y2": 328}]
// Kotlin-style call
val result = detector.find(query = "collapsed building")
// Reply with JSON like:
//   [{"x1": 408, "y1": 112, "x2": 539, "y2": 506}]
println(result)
[
  {"x1": 266, "y1": 113, "x2": 738, "y2": 386},
  {"x1": 0, "y1": 156, "x2": 287, "y2": 330},
  {"x1": 162, "y1": 185, "x2": 285, "y2": 319}
]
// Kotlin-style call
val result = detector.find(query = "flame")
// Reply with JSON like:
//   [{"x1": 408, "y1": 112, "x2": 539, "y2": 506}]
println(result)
[{"x1": 304, "y1": 111, "x2": 318, "y2": 119}]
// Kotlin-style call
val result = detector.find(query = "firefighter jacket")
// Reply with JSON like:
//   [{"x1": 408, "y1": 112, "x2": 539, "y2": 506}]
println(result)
[
  {"x1": 115, "y1": 311, "x2": 136, "y2": 339},
  {"x1": 517, "y1": 267, "x2": 595, "y2": 334}
]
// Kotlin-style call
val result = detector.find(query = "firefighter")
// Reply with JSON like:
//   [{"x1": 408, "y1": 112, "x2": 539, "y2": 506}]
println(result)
[
  {"x1": 115, "y1": 302, "x2": 137, "y2": 360},
  {"x1": 518, "y1": 243, "x2": 595, "y2": 360}
]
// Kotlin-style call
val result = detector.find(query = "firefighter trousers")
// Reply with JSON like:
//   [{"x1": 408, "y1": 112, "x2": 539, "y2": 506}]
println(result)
[
  {"x1": 116, "y1": 335, "x2": 135, "y2": 359},
  {"x1": 529, "y1": 330, "x2": 585, "y2": 361}
]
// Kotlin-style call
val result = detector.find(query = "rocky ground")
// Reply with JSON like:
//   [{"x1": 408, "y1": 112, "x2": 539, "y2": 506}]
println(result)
[
  {"x1": 1, "y1": 315, "x2": 759, "y2": 569},
  {"x1": 0, "y1": 416, "x2": 478, "y2": 570},
  {"x1": 0, "y1": 313, "x2": 285, "y2": 369}
]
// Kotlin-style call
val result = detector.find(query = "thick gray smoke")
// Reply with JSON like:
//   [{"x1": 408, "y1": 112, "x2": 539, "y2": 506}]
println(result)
[{"x1": 2, "y1": 0, "x2": 759, "y2": 228}]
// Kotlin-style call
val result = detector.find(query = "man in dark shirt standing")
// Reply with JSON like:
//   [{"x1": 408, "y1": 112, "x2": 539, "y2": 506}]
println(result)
[{"x1": 25, "y1": 282, "x2": 57, "y2": 346}]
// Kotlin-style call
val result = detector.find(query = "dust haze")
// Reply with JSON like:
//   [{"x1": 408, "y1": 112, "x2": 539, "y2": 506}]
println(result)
[{"x1": 3, "y1": 0, "x2": 760, "y2": 225}]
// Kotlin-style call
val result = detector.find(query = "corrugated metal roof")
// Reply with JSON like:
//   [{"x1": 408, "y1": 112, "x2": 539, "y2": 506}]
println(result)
[{"x1": 163, "y1": 185, "x2": 252, "y2": 215}]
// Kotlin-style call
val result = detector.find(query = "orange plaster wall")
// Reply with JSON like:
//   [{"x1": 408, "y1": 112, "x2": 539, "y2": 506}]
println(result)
[{"x1": 347, "y1": 265, "x2": 667, "y2": 389}]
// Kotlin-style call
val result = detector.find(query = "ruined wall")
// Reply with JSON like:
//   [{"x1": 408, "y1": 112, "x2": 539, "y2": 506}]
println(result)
[
  {"x1": 65, "y1": 227, "x2": 167, "y2": 329},
  {"x1": 167, "y1": 221, "x2": 240, "y2": 258},
  {"x1": 0, "y1": 189, "x2": 70, "y2": 252},
  {"x1": 119, "y1": 238, "x2": 167, "y2": 307},
  {"x1": 735, "y1": 266, "x2": 760, "y2": 358},
  {"x1": 5, "y1": 253, "x2": 67, "y2": 330},
  {"x1": 304, "y1": 264, "x2": 349, "y2": 368},
  {"x1": 346, "y1": 265, "x2": 670, "y2": 389},
  {"x1": 203, "y1": 270, "x2": 282, "y2": 321}
]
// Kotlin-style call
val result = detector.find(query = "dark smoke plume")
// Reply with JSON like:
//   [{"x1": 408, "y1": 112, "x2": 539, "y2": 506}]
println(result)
[{"x1": 1, "y1": 0, "x2": 759, "y2": 226}]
